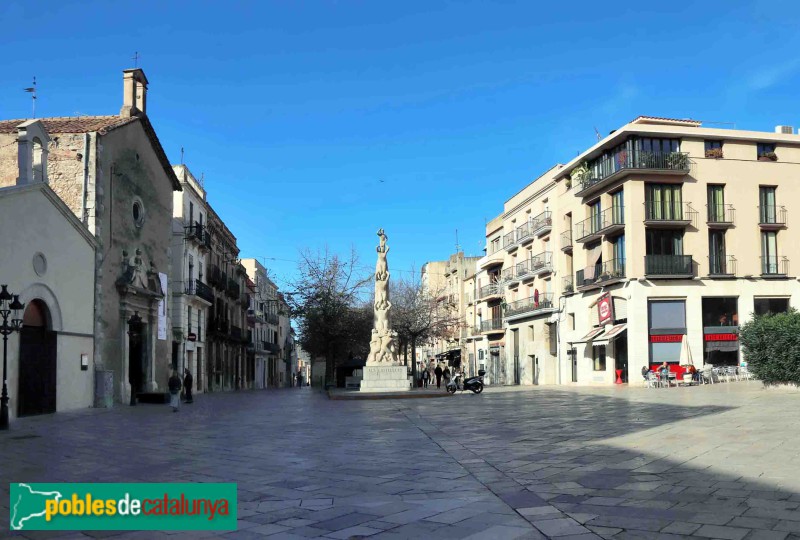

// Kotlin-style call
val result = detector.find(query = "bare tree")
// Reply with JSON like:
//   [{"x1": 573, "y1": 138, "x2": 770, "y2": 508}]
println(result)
[
  {"x1": 287, "y1": 247, "x2": 371, "y2": 388},
  {"x1": 392, "y1": 272, "x2": 461, "y2": 385}
]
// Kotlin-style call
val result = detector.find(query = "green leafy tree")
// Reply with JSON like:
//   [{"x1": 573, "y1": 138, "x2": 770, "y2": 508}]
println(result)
[{"x1": 739, "y1": 308, "x2": 800, "y2": 385}]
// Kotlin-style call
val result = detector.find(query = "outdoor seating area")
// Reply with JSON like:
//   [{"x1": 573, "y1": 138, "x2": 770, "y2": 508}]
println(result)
[{"x1": 644, "y1": 364, "x2": 755, "y2": 388}]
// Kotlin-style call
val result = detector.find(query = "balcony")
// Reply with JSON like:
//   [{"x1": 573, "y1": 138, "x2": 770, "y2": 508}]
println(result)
[
  {"x1": 265, "y1": 342, "x2": 281, "y2": 354},
  {"x1": 576, "y1": 258, "x2": 626, "y2": 290},
  {"x1": 479, "y1": 283, "x2": 503, "y2": 300},
  {"x1": 761, "y1": 256, "x2": 789, "y2": 277},
  {"x1": 515, "y1": 259, "x2": 533, "y2": 281},
  {"x1": 504, "y1": 292, "x2": 555, "y2": 321},
  {"x1": 267, "y1": 313, "x2": 279, "y2": 325},
  {"x1": 209, "y1": 264, "x2": 222, "y2": 288},
  {"x1": 227, "y1": 278, "x2": 240, "y2": 299},
  {"x1": 759, "y1": 205, "x2": 787, "y2": 230},
  {"x1": 562, "y1": 276, "x2": 574, "y2": 294},
  {"x1": 503, "y1": 230, "x2": 518, "y2": 252},
  {"x1": 531, "y1": 211, "x2": 552, "y2": 236},
  {"x1": 529, "y1": 251, "x2": 553, "y2": 276},
  {"x1": 644, "y1": 201, "x2": 696, "y2": 227},
  {"x1": 575, "y1": 207, "x2": 625, "y2": 242},
  {"x1": 709, "y1": 255, "x2": 737, "y2": 277},
  {"x1": 575, "y1": 151, "x2": 690, "y2": 198},
  {"x1": 479, "y1": 248, "x2": 504, "y2": 270},
  {"x1": 560, "y1": 230, "x2": 573, "y2": 252},
  {"x1": 185, "y1": 279, "x2": 214, "y2": 304},
  {"x1": 644, "y1": 254, "x2": 693, "y2": 278},
  {"x1": 186, "y1": 221, "x2": 204, "y2": 244},
  {"x1": 480, "y1": 318, "x2": 504, "y2": 334},
  {"x1": 501, "y1": 266, "x2": 518, "y2": 286},
  {"x1": 208, "y1": 317, "x2": 229, "y2": 335},
  {"x1": 516, "y1": 221, "x2": 533, "y2": 246},
  {"x1": 241, "y1": 292, "x2": 250, "y2": 307},
  {"x1": 707, "y1": 204, "x2": 735, "y2": 228}
]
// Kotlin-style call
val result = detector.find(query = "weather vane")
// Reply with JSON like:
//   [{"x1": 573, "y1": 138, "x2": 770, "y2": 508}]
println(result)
[
  {"x1": 23, "y1": 77, "x2": 37, "y2": 118},
  {"x1": 132, "y1": 51, "x2": 140, "y2": 68}
]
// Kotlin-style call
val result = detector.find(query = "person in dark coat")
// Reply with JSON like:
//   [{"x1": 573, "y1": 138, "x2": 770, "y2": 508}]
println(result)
[
  {"x1": 434, "y1": 365, "x2": 443, "y2": 389},
  {"x1": 168, "y1": 371, "x2": 182, "y2": 412},
  {"x1": 183, "y1": 368, "x2": 193, "y2": 403}
]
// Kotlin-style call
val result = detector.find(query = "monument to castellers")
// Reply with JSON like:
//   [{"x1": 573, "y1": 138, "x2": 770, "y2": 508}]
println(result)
[{"x1": 360, "y1": 229, "x2": 410, "y2": 392}]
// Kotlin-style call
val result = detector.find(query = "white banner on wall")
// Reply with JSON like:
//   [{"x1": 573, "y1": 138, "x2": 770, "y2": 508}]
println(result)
[{"x1": 158, "y1": 272, "x2": 168, "y2": 340}]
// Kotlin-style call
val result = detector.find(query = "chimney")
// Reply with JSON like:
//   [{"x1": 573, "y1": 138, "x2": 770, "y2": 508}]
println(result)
[
  {"x1": 120, "y1": 68, "x2": 149, "y2": 118},
  {"x1": 775, "y1": 125, "x2": 794, "y2": 134}
]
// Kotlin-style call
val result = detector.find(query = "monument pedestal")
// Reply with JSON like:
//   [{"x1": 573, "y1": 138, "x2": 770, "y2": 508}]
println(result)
[{"x1": 360, "y1": 365, "x2": 410, "y2": 393}]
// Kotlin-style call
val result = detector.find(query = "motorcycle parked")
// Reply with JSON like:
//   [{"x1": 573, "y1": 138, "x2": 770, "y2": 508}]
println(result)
[{"x1": 446, "y1": 369, "x2": 485, "y2": 394}]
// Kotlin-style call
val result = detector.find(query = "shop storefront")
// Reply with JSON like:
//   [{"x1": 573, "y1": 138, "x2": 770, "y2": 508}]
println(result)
[{"x1": 648, "y1": 299, "x2": 686, "y2": 367}]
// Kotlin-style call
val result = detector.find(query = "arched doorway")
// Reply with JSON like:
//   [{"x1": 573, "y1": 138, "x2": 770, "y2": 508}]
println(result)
[{"x1": 17, "y1": 299, "x2": 57, "y2": 416}]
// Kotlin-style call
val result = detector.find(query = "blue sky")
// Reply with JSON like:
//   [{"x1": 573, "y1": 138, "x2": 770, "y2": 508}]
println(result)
[{"x1": 2, "y1": 1, "x2": 800, "y2": 289}]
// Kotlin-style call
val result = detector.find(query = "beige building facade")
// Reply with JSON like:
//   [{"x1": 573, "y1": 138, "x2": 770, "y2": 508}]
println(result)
[
  {"x1": 0, "y1": 128, "x2": 97, "y2": 419},
  {"x1": 473, "y1": 116, "x2": 800, "y2": 386}
]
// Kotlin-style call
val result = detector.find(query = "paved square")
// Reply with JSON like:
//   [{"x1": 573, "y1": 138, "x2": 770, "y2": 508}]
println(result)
[{"x1": 2, "y1": 382, "x2": 800, "y2": 538}]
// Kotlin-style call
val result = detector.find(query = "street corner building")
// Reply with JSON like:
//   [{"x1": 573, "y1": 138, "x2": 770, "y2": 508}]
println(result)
[
  {"x1": 0, "y1": 68, "x2": 182, "y2": 414},
  {"x1": 468, "y1": 116, "x2": 800, "y2": 386}
]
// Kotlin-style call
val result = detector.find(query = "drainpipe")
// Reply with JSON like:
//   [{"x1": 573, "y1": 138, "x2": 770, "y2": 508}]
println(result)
[{"x1": 80, "y1": 133, "x2": 90, "y2": 225}]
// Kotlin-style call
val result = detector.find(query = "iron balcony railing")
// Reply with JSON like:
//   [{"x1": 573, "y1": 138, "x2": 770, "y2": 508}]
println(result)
[
  {"x1": 191, "y1": 279, "x2": 214, "y2": 303},
  {"x1": 515, "y1": 259, "x2": 532, "y2": 279},
  {"x1": 644, "y1": 201, "x2": 695, "y2": 222},
  {"x1": 503, "y1": 230, "x2": 516, "y2": 249},
  {"x1": 576, "y1": 206, "x2": 625, "y2": 242},
  {"x1": 709, "y1": 254, "x2": 736, "y2": 276},
  {"x1": 761, "y1": 255, "x2": 789, "y2": 276},
  {"x1": 707, "y1": 204, "x2": 735, "y2": 225},
  {"x1": 504, "y1": 292, "x2": 555, "y2": 318},
  {"x1": 530, "y1": 251, "x2": 553, "y2": 274},
  {"x1": 530, "y1": 210, "x2": 553, "y2": 235},
  {"x1": 576, "y1": 258, "x2": 626, "y2": 288},
  {"x1": 644, "y1": 254, "x2": 693, "y2": 277},
  {"x1": 241, "y1": 293, "x2": 250, "y2": 307},
  {"x1": 208, "y1": 317, "x2": 229, "y2": 335},
  {"x1": 577, "y1": 151, "x2": 690, "y2": 193},
  {"x1": 186, "y1": 221, "x2": 205, "y2": 243},
  {"x1": 562, "y1": 276, "x2": 574, "y2": 294},
  {"x1": 209, "y1": 264, "x2": 222, "y2": 287},
  {"x1": 267, "y1": 313, "x2": 279, "y2": 325},
  {"x1": 265, "y1": 342, "x2": 281, "y2": 353},
  {"x1": 227, "y1": 278, "x2": 240, "y2": 299},
  {"x1": 480, "y1": 318, "x2": 504, "y2": 332},
  {"x1": 515, "y1": 221, "x2": 532, "y2": 244},
  {"x1": 479, "y1": 283, "x2": 502, "y2": 299},
  {"x1": 759, "y1": 205, "x2": 787, "y2": 226},
  {"x1": 501, "y1": 267, "x2": 516, "y2": 283},
  {"x1": 560, "y1": 230, "x2": 572, "y2": 251}
]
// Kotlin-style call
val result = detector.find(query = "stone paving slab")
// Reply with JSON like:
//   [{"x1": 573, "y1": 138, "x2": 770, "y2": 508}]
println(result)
[{"x1": 2, "y1": 383, "x2": 800, "y2": 539}]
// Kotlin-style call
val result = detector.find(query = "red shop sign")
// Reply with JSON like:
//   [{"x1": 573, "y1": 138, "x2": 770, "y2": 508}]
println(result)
[
  {"x1": 597, "y1": 293, "x2": 613, "y2": 326},
  {"x1": 705, "y1": 333, "x2": 738, "y2": 342},
  {"x1": 649, "y1": 334, "x2": 683, "y2": 343}
]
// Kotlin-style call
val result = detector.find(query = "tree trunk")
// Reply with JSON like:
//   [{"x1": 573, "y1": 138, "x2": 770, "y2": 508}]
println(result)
[
  {"x1": 403, "y1": 340, "x2": 408, "y2": 366},
  {"x1": 411, "y1": 335, "x2": 418, "y2": 387},
  {"x1": 325, "y1": 342, "x2": 336, "y2": 389}
]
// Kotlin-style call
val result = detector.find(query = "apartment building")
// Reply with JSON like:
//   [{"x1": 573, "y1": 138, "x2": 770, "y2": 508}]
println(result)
[
  {"x1": 419, "y1": 252, "x2": 481, "y2": 374},
  {"x1": 170, "y1": 165, "x2": 213, "y2": 392},
  {"x1": 475, "y1": 116, "x2": 800, "y2": 386},
  {"x1": 241, "y1": 259, "x2": 272, "y2": 389}
]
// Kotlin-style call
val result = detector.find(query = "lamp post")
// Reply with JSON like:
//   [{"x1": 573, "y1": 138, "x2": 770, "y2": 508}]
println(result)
[{"x1": 0, "y1": 285, "x2": 25, "y2": 430}]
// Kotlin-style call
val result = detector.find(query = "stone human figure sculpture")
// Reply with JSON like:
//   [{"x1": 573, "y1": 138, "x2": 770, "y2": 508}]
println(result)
[{"x1": 366, "y1": 228, "x2": 399, "y2": 366}]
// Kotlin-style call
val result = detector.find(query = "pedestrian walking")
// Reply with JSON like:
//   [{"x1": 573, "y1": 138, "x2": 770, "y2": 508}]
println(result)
[
  {"x1": 422, "y1": 368, "x2": 429, "y2": 388},
  {"x1": 443, "y1": 366, "x2": 451, "y2": 386},
  {"x1": 183, "y1": 368, "x2": 193, "y2": 404},
  {"x1": 434, "y1": 364, "x2": 443, "y2": 389},
  {"x1": 297, "y1": 373, "x2": 303, "y2": 387},
  {"x1": 168, "y1": 370, "x2": 182, "y2": 412}
]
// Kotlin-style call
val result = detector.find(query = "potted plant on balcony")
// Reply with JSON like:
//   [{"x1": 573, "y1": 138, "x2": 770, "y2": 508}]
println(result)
[
  {"x1": 570, "y1": 162, "x2": 591, "y2": 188},
  {"x1": 705, "y1": 147, "x2": 724, "y2": 159},
  {"x1": 666, "y1": 151, "x2": 689, "y2": 169},
  {"x1": 758, "y1": 151, "x2": 778, "y2": 162},
  {"x1": 637, "y1": 151, "x2": 655, "y2": 168}
]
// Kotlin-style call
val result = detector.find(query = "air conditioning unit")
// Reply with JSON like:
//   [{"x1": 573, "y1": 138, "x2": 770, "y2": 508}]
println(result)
[{"x1": 775, "y1": 125, "x2": 794, "y2": 134}]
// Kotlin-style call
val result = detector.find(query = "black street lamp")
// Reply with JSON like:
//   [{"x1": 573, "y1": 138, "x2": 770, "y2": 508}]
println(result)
[{"x1": 0, "y1": 285, "x2": 25, "y2": 430}]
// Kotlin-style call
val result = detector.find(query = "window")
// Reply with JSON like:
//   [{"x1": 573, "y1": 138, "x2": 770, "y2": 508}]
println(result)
[
  {"x1": 705, "y1": 140, "x2": 723, "y2": 158},
  {"x1": 592, "y1": 344, "x2": 606, "y2": 371},
  {"x1": 645, "y1": 184, "x2": 683, "y2": 220},
  {"x1": 188, "y1": 306, "x2": 192, "y2": 334},
  {"x1": 754, "y1": 298, "x2": 790, "y2": 316},
  {"x1": 528, "y1": 325, "x2": 534, "y2": 341},
  {"x1": 611, "y1": 235, "x2": 625, "y2": 270},
  {"x1": 640, "y1": 137, "x2": 680, "y2": 154},
  {"x1": 761, "y1": 231, "x2": 779, "y2": 274},
  {"x1": 759, "y1": 187, "x2": 777, "y2": 224},
  {"x1": 757, "y1": 143, "x2": 776, "y2": 158},
  {"x1": 707, "y1": 185, "x2": 725, "y2": 222},
  {"x1": 589, "y1": 200, "x2": 601, "y2": 232},
  {"x1": 702, "y1": 297, "x2": 738, "y2": 327},
  {"x1": 646, "y1": 229, "x2": 683, "y2": 256},
  {"x1": 569, "y1": 313, "x2": 575, "y2": 330},
  {"x1": 709, "y1": 230, "x2": 727, "y2": 275},
  {"x1": 490, "y1": 237, "x2": 501, "y2": 254},
  {"x1": 611, "y1": 190, "x2": 624, "y2": 224},
  {"x1": 548, "y1": 324, "x2": 557, "y2": 356},
  {"x1": 189, "y1": 201, "x2": 194, "y2": 225},
  {"x1": 132, "y1": 199, "x2": 145, "y2": 227},
  {"x1": 648, "y1": 300, "x2": 686, "y2": 365}
]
